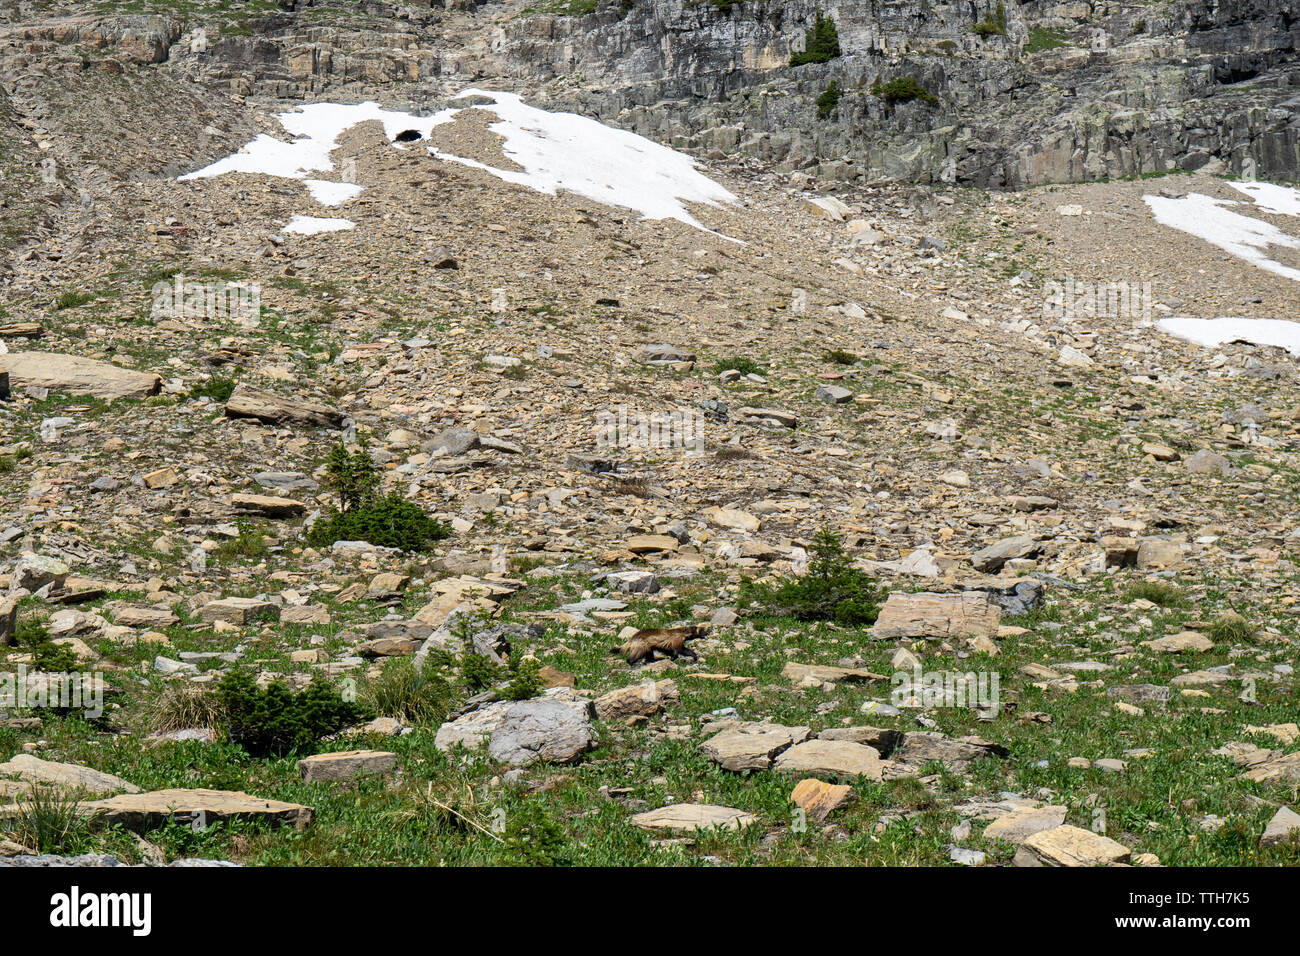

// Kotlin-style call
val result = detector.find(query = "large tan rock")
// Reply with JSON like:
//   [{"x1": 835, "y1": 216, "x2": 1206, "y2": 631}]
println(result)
[
  {"x1": 106, "y1": 603, "x2": 178, "y2": 629},
  {"x1": 701, "y1": 722, "x2": 809, "y2": 771},
  {"x1": 0, "y1": 351, "x2": 161, "y2": 400},
  {"x1": 1240, "y1": 750, "x2": 1300, "y2": 786},
  {"x1": 630, "y1": 804, "x2": 756, "y2": 833},
  {"x1": 782, "y1": 662, "x2": 885, "y2": 685},
  {"x1": 1015, "y1": 825, "x2": 1130, "y2": 866},
  {"x1": 702, "y1": 507, "x2": 760, "y2": 532},
  {"x1": 983, "y1": 806, "x2": 1068, "y2": 844},
  {"x1": 624, "y1": 534, "x2": 680, "y2": 554},
  {"x1": 355, "y1": 636, "x2": 423, "y2": 657},
  {"x1": 0, "y1": 596, "x2": 17, "y2": 646},
  {"x1": 594, "y1": 679, "x2": 679, "y2": 721},
  {"x1": 773, "y1": 740, "x2": 886, "y2": 781},
  {"x1": 0, "y1": 755, "x2": 139, "y2": 796},
  {"x1": 198, "y1": 597, "x2": 278, "y2": 625},
  {"x1": 231, "y1": 493, "x2": 306, "y2": 518},
  {"x1": 297, "y1": 750, "x2": 397, "y2": 783},
  {"x1": 1143, "y1": 631, "x2": 1213, "y2": 653},
  {"x1": 224, "y1": 383, "x2": 344, "y2": 428},
  {"x1": 893, "y1": 732, "x2": 1008, "y2": 770},
  {"x1": 805, "y1": 195, "x2": 853, "y2": 221},
  {"x1": 1137, "y1": 536, "x2": 1186, "y2": 569},
  {"x1": 872, "y1": 592, "x2": 1001, "y2": 640},
  {"x1": 791, "y1": 779, "x2": 857, "y2": 822},
  {"x1": 83, "y1": 788, "x2": 313, "y2": 830},
  {"x1": 1261, "y1": 806, "x2": 1300, "y2": 848},
  {"x1": 817, "y1": 726, "x2": 901, "y2": 752}
]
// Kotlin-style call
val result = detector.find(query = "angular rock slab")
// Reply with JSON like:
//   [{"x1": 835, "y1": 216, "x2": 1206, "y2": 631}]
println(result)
[
  {"x1": 224, "y1": 384, "x2": 344, "y2": 428},
  {"x1": 701, "y1": 722, "x2": 810, "y2": 772},
  {"x1": 231, "y1": 494, "x2": 306, "y2": 518},
  {"x1": 487, "y1": 699, "x2": 594, "y2": 767},
  {"x1": 970, "y1": 535, "x2": 1040, "y2": 573},
  {"x1": 1142, "y1": 631, "x2": 1213, "y2": 653},
  {"x1": 434, "y1": 700, "x2": 515, "y2": 753},
  {"x1": 0, "y1": 755, "x2": 139, "y2": 796},
  {"x1": 1240, "y1": 751, "x2": 1300, "y2": 786},
  {"x1": 983, "y1": 806, "x2": 1068, "y2": 845},
  {"x1": 893, "y1": 732, "x2": 1008, "y2": 771},
  {"x1": 297, "y1": 750, "x2": 398, "y2": 783},
  {"x1": 1261, "y1": 806, "x2": 1300, "y2": 848},
  {"x1": 83, "y1": 789, "x2": 313, "y2": 830},
  {"x1": 355, "y1": 636, "x2": 423, "y2": 657},
  {"x1": 106, "y1": 603, "x2": 178, "y2": 628},
  {"x1": 871, "y1": 592, "x2": 1001, "y2": 640},
  {"x1": 630, "y1": 804, "x2": 756, "y2": 833},
  {"x1": 594, "y1": 679, "x2": 678, "y2": 721},
  {"x1": 1015, "y1": 825, "x2": 1130, "y2": 867},
  {"x1": 198, "y1": 597, "x2": 278, "y2": 625},
  {"x1": 435, "y1": 690, "x2": 595, "y2": 769},
  {"x1": 782, "y1": 662, "x2": 885, "y2": 685},
  {"x1": 0, "y1": 351, "x2": 161, "y2": 400},
  {"x1": 791, "y1": 778, "x2": 857, "y2": 822},
  {"x1": 774, "y1": 740, "x2": 885, "y2": 781}
]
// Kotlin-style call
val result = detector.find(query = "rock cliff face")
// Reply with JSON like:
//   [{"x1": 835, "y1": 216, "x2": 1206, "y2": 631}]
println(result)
[
  {"x1": 0, "y1": 0, "x2": 1295, "y2": 187},
  {"x1": 491, "y1": 0, "x2": 1299, "y2": 186}
]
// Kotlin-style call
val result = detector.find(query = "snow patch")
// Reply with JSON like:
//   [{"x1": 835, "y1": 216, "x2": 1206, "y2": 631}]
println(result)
[
  {"x1": 430, "y1": 89, "x2": 738, "y2": 236},
  {"x1": 179, "y1": 92, "x2": 737, "y2": 237},
  {"x1": 283, "y1": 215, "x2": 355, "y2": 235},
  {"x1": 1157, "y1": 316, "x2": 1300, "y2": 356},
  {"x1": 304, "y1": 179, "x2": 363, "y2": 207},
  {"x1": 1144, "y1": 192, "x2": 1300, "y2": 282},
  {"x1": 1226, "y1": 181, "x2": 1300, "y2": 217},
  {"x1": 180, "y1": 102, "x2": 456, "y2": 182}
]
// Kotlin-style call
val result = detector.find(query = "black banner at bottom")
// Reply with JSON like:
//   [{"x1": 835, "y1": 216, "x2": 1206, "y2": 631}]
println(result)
[{"x1": 0, "y1": 864, "x2": 1276, "y2": 943}]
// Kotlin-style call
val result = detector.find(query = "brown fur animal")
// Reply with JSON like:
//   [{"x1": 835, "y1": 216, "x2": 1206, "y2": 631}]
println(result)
[{"x1": 612, "y1": 625, "x2": 705, "y2": 666}]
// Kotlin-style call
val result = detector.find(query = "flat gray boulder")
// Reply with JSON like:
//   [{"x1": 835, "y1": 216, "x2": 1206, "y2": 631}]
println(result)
[
  {"x1": 0, "y1": 351, "x2": 161, "y2": 400},
  {"x1": 487, "y1": 699, "x2": 594, "y2": 767},
  {"x1": 630, "y1": 804, "x2": 755, "y2": 833},
  {"x1": 0, "y1": 755, "x2": 139, "y2": 797},
  {"x1": 298, "y1": 750, "x2": 398, "y2": 783},
  {"x1": 435, "y1": 690, "x2": 594, "y2": 768},
  {"x1": 971, "y1": 535, "x2": 1040, "y2": 572},
  {"x1": 772, "y1": 740, "x2": 886, "y2": 780}
]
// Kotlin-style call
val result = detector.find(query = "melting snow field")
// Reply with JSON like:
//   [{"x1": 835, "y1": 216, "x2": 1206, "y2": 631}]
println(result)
[
  {"x1": 1158, "y1": 317, "x2": 1300, "y2": 356},
  {"x1": 428, "y1": 90, "x2": 738, "y2": 236},
  {"x1": 283, "y1": 215, "x2": 355, "y2": 235},
  {"x1": 1226, "y1": 181, "x2": 1300, "y2": 217},
  {"x1": 179, "y1": 90, "x2": 738, "y2": 237},
  {"x1": 303, "y1": 180, "x2": 364, "y2": 207},
  {"x1": 1143, "y1": 192, "x2": 1300, "y2": 282}
]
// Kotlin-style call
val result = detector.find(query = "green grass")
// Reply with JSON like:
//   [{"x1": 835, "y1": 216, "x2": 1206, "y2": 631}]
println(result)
[
  {"x1": 712, "y1": 356, "x2": 764, "y2": 376},
  {"x1": 1025, "y1": 27, "x2": 1069, "y2": 52},
  {"x1": 972, "y1": 2, "x2": 1007, "y2": 38},
  {"x1": 1, "y1": 559, "x2": 1297, "y2": 866},
  {"x1": 53, "y1": 289, "x2": 96, "y2": 311},
  {"x1": 1125, "y1": 580, "x2": 1189, "y2": 608}
]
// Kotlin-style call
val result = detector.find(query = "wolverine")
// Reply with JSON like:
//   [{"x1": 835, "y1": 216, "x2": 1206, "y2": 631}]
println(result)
[{"x1": 612, "y1": 625, "x2": 706, "y2": 666}]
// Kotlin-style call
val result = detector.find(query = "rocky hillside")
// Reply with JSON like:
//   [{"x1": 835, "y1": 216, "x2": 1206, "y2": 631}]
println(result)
[
  {"x1": 0, "y1": 0, "x2": 1298, "y2": 868},
  {"x1": 2, "y1": 0, "x2": 1297, "y2": 191}
]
